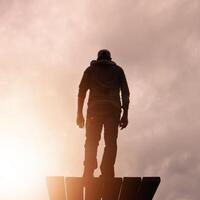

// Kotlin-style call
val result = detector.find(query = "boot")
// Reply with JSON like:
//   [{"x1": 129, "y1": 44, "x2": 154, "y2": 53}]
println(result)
[{"x1": 83, "y1": 167, "x2": 94, "y2": 178}]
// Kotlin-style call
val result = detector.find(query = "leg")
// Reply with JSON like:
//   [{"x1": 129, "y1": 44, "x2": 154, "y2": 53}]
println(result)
[
  {"x1": 100, "y1": 113, "x2": 120, "y2": 177},
  {"x1": 83, "y1": 116, "x2": 103, "y2": 177}
]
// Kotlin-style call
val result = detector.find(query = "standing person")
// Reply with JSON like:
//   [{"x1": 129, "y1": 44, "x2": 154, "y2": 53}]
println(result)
[{"x1": 76, "y1": 49, "x2": 130, "y2": 178}]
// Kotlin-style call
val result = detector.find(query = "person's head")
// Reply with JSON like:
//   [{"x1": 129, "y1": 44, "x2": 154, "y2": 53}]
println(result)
[{"x1": 97, "y1": 49, "x2": 112, "y2": 61}]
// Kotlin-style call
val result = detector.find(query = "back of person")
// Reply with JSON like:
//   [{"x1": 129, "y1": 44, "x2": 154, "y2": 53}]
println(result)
[
  {"x1": 86, "y1": 59, "x2": 122, "y2": 116},
  {"x1": 76, "y1": 49, "x2": 130, "y2": 177}
]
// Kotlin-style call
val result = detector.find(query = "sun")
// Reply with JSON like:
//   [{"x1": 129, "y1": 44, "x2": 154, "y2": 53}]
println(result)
[{"x1": 0, "y1": 136, "x2": 46, "y2": 197}]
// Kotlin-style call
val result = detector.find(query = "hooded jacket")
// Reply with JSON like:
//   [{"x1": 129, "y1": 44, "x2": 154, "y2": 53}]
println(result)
[{"x1": 78, "y1": 59, "x2": 130, "y2": 114}]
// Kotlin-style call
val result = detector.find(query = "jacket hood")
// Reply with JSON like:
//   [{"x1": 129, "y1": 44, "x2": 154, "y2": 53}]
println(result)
[{"x1": 90, "y1": 59, "x2": 116, "y2": 67}]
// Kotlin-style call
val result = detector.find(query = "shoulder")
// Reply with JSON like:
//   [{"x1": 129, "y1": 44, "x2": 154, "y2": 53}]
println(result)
[
  {"x1": 84, "y1": 65, "x2": 93, "y2": 74},
  {"x1": 114, "y1": 64, "x2": 124, "y2": 74},
  {"x1": 84, "y1": 60, "x2": 97, "y2": 71},
  {"x1": 90, "y1": 60, "x2": 97, "y2": 66}
]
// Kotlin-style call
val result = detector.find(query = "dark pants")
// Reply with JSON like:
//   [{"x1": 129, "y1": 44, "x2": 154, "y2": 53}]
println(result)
[{"x1": 84, "y1": 108, "x2": 120, "y2": 177}]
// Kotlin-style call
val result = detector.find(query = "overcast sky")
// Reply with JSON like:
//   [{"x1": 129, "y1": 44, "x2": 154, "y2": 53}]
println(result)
[{"x1": 0, "y1": 0, "x2": 199, "y2": 200}]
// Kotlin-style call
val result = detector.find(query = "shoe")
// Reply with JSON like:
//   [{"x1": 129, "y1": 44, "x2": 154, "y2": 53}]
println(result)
[
  {"x1": 99, "y1": 173, "x2": 114, "y2": 179},
  {"x1": 83, "y1": 169, "x2": 94, "y2": 178}
]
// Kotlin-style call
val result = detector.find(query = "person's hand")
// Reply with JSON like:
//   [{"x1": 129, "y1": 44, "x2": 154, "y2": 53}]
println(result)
[
  {"x1": 76, "y1": 113, "x2": 85, "y2": 128},
  {"x1": 119, "y1": 114, "x2": 128, "y2": 130}
]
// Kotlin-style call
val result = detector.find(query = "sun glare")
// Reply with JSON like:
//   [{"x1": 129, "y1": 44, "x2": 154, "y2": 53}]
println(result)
[
  {"x1": 0, "y1": 136, "x2": 46, "y2": 197},
  {"x1": 0, "y1": 93, "x2": 68, "y2": 199}
]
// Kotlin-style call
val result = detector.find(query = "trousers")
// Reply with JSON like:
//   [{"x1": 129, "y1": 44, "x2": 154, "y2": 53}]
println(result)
[{"x1": 84, "y1": 107, "x2": 120, "y2": 177}]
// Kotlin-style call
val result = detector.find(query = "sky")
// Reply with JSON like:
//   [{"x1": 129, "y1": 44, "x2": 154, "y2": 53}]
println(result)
[{"x1": 0, "y1": 0, "x2": 199, "y2": 199}]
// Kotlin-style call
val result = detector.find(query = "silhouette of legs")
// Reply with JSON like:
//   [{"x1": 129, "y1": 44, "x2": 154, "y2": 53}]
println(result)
[
  {"x1": 100, "y1": 115, "x2": 119, "y2": 177},
  {"x1": 84, "y1": 109, "x2": 120, "y2": 177},
  {"x1": 84, "y1": 116, "x2": 103, "y2": 177}
]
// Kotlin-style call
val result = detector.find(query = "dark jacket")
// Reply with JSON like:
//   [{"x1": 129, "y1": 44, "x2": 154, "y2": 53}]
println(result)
[{"x1": 78, "y1": 59, "x2": 130, "y2": 114}]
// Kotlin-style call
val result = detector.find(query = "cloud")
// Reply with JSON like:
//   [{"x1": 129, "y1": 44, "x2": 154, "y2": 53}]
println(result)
[{"x1": 0, "y1": 0, "x2": 199, "y2": 200}]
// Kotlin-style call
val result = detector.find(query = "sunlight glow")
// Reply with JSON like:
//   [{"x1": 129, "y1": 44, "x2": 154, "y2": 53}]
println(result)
[
  {"x1": 0, "y1": 136, "x2": 46, "y2": 197},
  {"x1": 0, "y1": 92, "x2": 70, "y2": 199}
]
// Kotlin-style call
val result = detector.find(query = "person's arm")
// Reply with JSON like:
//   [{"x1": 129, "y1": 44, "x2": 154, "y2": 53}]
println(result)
[
  {"x1": 119, "y1": 69, "x2": 130, "y2": 129},
  {"x1": 76, "y1": 68, "x2": 89, "y2": 128}
]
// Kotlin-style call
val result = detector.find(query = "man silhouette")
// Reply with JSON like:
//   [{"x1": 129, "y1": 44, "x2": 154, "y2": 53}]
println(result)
[{"x1": 76, "y1": 49, "x2": 130, "y2": 178}]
